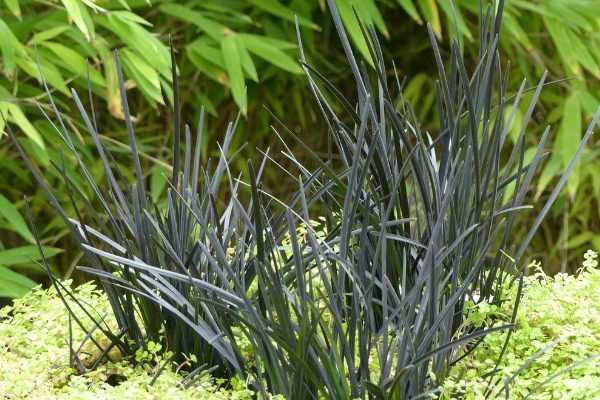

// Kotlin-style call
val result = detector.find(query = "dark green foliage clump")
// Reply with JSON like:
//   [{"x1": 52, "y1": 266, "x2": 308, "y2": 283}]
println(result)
[{"x1": 8, "y1": 0, "x2": 599, "y2": 398}]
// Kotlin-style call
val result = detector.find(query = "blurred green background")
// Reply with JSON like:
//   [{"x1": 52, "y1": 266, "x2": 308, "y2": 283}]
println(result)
[{"x1": 1, "y1": 0, "x2": 599, "y2": 298}]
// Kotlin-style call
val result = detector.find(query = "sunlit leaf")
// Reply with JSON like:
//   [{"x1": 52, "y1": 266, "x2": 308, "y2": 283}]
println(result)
[
  {"x1": 553, "y1": 93, "x2": 582, "y2": 198},
  {"x1": 335, "y1": 0, "x2": 375, "y2": 65},
  {"x1": 41, "y1": 42, "x2": 105, "y2": 86},
  {"x1": 239, "y1": 34, "x2": 302, "y2": 74},
  {"x1": 438, "y1": 0, "x2": 471, "y2": 40},
  {"x1": 358, "y1": 0, "x2": 388, "y2": 38},
  {"x1": 60, "y1": 0, "x2": 95, "y2": 41},
  {"x1": 187, "y1": 45, "x2": 228, "y2": 85},
  {"x1": 187, "y1": 38, "x2": 225, "y2": 67},
  {"x1": 536, "y1": 156, "x2": 561, "y2": 200},
  {"x1": 29, "y1": 25, "x2": 72, "y2": 45},
  {"x1": 121, "y1": 48, "x2": 163, "y2": 105},
  {"x1": 566, "y1": 29, "x2": 600, "y2": 78},
  {"x1": 221, "y1": 34, "x2": 246, "y2": 115},
  {"x1": 578, "y1": 89, "x2": 600, "y2": 117},
  {"x1": 395, "y1": 0, "x2": 422, "y2": 23},
  {"x1": 505, "y1": 105, "x2": 524, "y2": 143},
  {"x1": 17, "y1": 54, "x2": 69, "y2": 94},
  {"x1": 0, "y1": 18, "x2": 20, "y2": 75},
  {"x1": 544, "y1": 16, "x2": 580, "y2": 76},
  {"x1": 99, "y1": 12, "x2": 170, "y2": 79},
  {"x1": 150, "y1": 165, "x2": 168, "y2": 202},
  {"x1": 236, "y1": 37, "x2": 258, "y2": 82},
  {"x1": 5, "y1": 103, "x2": 45, "y2": 151},
  {"x1": 4, "y1": 0, "x2": 21, "y2": 19},
  {"x1": 418, "y1": 0, "x2": 441, "y2": 38}
]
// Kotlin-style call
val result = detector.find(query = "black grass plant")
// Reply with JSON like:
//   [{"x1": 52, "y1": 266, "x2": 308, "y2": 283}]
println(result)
[{"x1": 7, "y1": 0, "x2": 600, "y2": 398}]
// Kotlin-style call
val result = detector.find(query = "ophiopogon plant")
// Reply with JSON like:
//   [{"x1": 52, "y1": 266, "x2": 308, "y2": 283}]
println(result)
[
  {"x1": 262, "y1": 1, "x2": 598, "y2": 397},
  {"x1": 283, "y1": 1, "x2": 599, "y2": 397},
  {"x1": 8, "y1": 44, "x2": 255, "y2": 378},
  {"x1": 7, "y1": 0, "x2": 599, "y2": 398}
]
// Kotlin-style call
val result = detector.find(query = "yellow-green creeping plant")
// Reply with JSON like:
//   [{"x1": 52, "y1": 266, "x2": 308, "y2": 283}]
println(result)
[
  {"x1": 0, "y1": 281, "x2": 276, "y2": 400},
  {"x1": 443, "y1": 250, "x2": 600, "y2": 400}
]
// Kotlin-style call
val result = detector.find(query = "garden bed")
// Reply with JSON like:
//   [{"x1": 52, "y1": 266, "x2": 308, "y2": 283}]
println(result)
[{"x1": 2, "y1": 252, "x2": 598, "y2": 399}]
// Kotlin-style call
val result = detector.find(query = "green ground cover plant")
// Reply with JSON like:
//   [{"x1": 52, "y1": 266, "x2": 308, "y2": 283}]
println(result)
[
  {"x1": 443, "y1": 249, "x2": 600, "y2": 399},
  {"x1": 4, "y1": 0, "x2": 600, "y2": 398},
  {"x1": 1, "y1": 1, "x2": 599, "y2": 294},
  {"x1": 2, "y1": 250, "x2": 598, "y2": 399},
  {"x1": 0, "y1": 280, "x2": 276, "y2": 399}
]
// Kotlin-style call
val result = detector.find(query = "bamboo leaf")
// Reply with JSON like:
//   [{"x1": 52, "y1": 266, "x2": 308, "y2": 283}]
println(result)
[
  {"x1": 186, "y1": 44, "x2": 228, "y2": 85},
  {"x1": 29, "y1": 25, "x2": 72, "y2": 45},
  {"x1": 246, "y1": 0, "x2": 319, "y2": 30},
  {"x1": 418, "y1": 0, "x2": 441, "y2": 38},
  {"x1": 544, "y1": 16, "x2": 580, "y2": 76},
  {"x1": 0, "y1": 265, "x2": 36, "y2": 298},
  {"x1": 4, "y1": 0, "x2": 21, "y2": 19},
  {"x1": 5, "y1": 103, "x2": 45, "y2": 151},
  {"x1": 505, "y1": 105, "x2": 524, "y2": 143},
  {"x1": 0, "y1": 194, "x2": 34, "y2": 243},
  {"x1": 60, "y1": 0, "x2": 95, "y2": 41},
  {"x1": 150, "y1": 165, "x2": 168, "y2": 202},
  {"x1": 0, "y1": 18, "x2": 18, "y2": 75},
  {"x1": 239, "y1": 34, "x2": 301, "y2": 74},
  {"x1": 121, "y1": 48, "x2": 164, "y2": 105},
  {"x1": 40, "y1": 42, "x2": 105, "y2": 87},
  {"x1": 159, "y1": 3, "x2": 228, "y2": 41},
  {"x1": 17, "y1": 54, "x2": 69, "y2": 94},
  {"x1": 96, "y1": 38, "x2": 123, "y2": 119},
  {"x1": 221, "y1": 34, "x2": 246, "y2": 115},
  {"x1": 437, "y1": 0, "x2": 471, "y2": 40},
  {"x1": 566, "y1": 29, "x2": 600, "y2": 78},
  {"x1": 554, "y1": 93, "x2": 582, "y2": 198},
  {"x1": 99, "y1": 12, "x2": 170, "y2": 79},
  {"x1": 236, "y1": 37, "x2": 258, "y2": 82},
  {"x1": 335, "y1": 0, "x2": 374, "y2": 65},
  {"x1": 536, "y1": 156, "x2": 561, "y2": 200},
  {"x1": 503, "y1": 14, "x2": 532, "y2": 50},
  {"x1": 578, "y1": 88, "x2": 600, "y2": 116},
  {"x1": 359, "y1": 0, "x2": 388, "y2": 38},
  {"x1": 0, "y1": 245, "x2": 62, "y2": 266}
]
